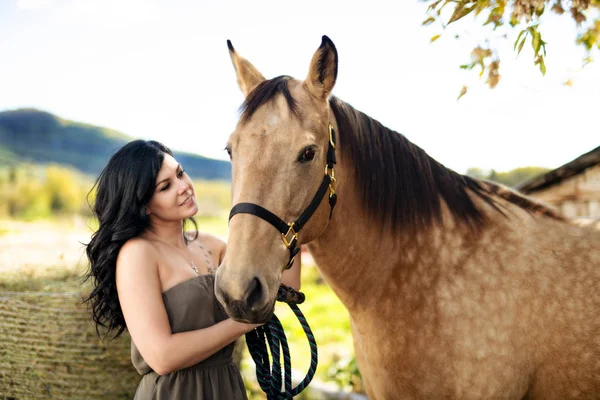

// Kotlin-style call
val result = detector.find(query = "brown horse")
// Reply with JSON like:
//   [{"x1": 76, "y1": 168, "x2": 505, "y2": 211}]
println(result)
[{"x1": 214, "y1": 36, "x2": 600, "y2": 399}]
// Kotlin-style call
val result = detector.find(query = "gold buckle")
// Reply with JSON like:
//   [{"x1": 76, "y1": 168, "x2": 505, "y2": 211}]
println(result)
[
  {"x1": 281, "y1": 222, "x2": 298, "y2": 249},
  {"x1": 328, "y1": 124, "x2": 336, "y2": 149},
  {"x1": 325, "y1": 164, "x2": 336, "y2": 196},
  {"x1": 325, "y1": 164, "x2": 335, "y2": 180}
]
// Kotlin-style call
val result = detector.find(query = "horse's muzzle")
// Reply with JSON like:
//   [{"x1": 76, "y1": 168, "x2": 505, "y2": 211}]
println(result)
[
  {"x1": 214, "y1": 274, "x2": 277, "y2": 324},
  {"x1": 225, "y1": 298, "x2": 276, "y2": 324}
]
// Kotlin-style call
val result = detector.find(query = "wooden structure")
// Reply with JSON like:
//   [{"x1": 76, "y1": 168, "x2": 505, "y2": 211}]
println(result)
[{"x1": 517, "y1": 146, "x2": 600, "y2": 218}]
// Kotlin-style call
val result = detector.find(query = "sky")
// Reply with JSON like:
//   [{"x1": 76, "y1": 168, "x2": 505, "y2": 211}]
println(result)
[{"x1": 1, "y1": 0, "x2": 598, "y2": 174}]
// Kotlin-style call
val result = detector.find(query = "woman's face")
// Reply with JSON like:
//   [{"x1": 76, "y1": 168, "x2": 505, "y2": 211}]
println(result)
[{"x1": 146, "y1": 153, "x2": 198, "y2": 221}]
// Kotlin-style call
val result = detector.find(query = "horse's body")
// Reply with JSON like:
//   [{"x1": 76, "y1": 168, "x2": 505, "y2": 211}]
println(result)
[
  {"x1": 310, "y1": 164, "x2": 600, "y2": 399},
  {"x1": 215, "y1": 37, "x2": 600, "y2": 399}
]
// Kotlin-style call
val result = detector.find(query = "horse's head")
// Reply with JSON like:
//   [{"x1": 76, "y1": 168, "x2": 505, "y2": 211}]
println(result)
[{"x1": 214, "y1": 36, "x2": 339, "y2": 323}]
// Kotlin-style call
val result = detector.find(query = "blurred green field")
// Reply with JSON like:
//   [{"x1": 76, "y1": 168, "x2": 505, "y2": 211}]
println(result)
[{"x1": 0, "y1": 163, "x2": 233, "y2": 222}]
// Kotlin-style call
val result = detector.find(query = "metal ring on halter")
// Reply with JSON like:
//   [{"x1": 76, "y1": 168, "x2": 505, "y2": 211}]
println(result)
[
  {"x1": 325, "y1": 164, "x2": 335, "y2": 179},
  {"x1": 281, "y1": 222, "x2": 298, "y2": 249}
]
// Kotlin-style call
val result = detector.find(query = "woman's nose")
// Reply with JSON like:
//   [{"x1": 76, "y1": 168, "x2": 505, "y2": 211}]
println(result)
[{"x1": 177, "y1": 180, "x2": 190, "y2": 194}]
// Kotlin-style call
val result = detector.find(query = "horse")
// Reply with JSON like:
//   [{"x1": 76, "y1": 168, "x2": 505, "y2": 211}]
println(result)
[{"x1": 214, "y1": 36, "x2": 600, "y2": 399}]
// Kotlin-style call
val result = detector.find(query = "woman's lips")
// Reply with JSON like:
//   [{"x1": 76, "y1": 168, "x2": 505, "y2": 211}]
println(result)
[{"x1": 180, "y1": 195, "x2": 194, "y2": 206}]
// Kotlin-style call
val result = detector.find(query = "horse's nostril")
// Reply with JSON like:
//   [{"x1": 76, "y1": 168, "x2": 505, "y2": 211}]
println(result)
[{"x1": 245, "y1": 277, "x2": 263, "y2": 310}]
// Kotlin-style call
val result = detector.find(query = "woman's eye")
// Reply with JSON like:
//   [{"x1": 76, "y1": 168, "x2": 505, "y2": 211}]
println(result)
[
  {"x1": 225, "y1": 147, "x2": 232, "y2": 159},
  {"x1": 161, "y1": 183, "x2": 170, "y2": 191},
  {"x1": 177, "y1": 169, "x2": 185, "y2": 177},
  {"x1": 299, "y1": 147, "x2": 316, "y2": 162}
]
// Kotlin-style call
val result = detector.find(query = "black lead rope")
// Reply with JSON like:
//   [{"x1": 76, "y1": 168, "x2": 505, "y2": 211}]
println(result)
[{"x1": 245, "y1": 285, "x2": 318, "y2": 399}]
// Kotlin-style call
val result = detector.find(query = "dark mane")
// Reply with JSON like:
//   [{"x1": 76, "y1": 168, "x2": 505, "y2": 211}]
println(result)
[
  {"x1": 240, "y1": 76, "x2": 298, "y2": 124},
  {"x1": 329, "y1": 97, "x2": 563, "y2": 230},
  {"x1": 237, "y1": 76, "x2": 562, "y2": 230}
]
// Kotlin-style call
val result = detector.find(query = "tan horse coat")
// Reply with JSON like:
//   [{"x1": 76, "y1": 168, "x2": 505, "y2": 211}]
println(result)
[{"x1": 216, "y1": 36, "x2": 600, "y2": 399}]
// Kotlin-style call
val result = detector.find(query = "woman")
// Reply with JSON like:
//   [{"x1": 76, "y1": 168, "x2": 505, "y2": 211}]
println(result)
[{"x1": 84, "y1": 140, "x2": 301, "y2": 399}]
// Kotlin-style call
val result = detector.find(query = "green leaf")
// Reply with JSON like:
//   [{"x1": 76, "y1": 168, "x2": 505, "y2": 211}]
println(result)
[
  {"x1": 438, "y1": 0, "x2": 453, "y2": 14},
  {"x1": 483, "y1": 11, "x2": 496, "y2": 26},
  {"x1": 474, "y1": 0, "x2": 491, "y2": 16},
  {"x1": 430, "y1": 34, "x2": 441, "y2": 43},
  {"x1": 532, "y1": 30, "x2": 542, "y2": 55},
  {"x1": 527, "y1": 24, "x2": 539, "y2": 41},
  {"x1": 514, "y1": 29, "x2": 527, "y2": 50},
  {"x1": 457, "y1": 85, "x2": 468, "y2": 101},
  {"x1": 459, "y1": 63, "x2": 474, "y2": 70},
  {"x1": 448, "y1": 3, "x2": 477, "y2": 24},
  {"x1": 427, "y1": 0, "x2": 443, "y2": 12},
  {"x1": 478, "y1": 61, "x2": 485, "y2": 77},
  {"x1": 535, "y1": 4, "x2": 545, "y2": 17},
  {"x1": 517, "y1": 37, "x2": 526, "y2": 56},
  {"x1": 539, "y1": 56, "x2": 546, "y2": 75},
  {"x1": 422, "y1": 16, "x2": 436, "y2": 26}
]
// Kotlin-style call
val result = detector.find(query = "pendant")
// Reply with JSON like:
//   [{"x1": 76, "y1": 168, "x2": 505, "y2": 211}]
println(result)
[{"x1": 191, "y1": 262, "x2": 199, "y2": 274}]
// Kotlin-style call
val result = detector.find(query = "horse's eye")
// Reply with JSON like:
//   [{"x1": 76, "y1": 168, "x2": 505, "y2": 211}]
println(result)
[{"x1": 299, "y1": 147, "x2": 316, "y2": 162}]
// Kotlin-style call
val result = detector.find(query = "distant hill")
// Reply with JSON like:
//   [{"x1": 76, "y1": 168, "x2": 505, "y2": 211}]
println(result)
[{"x1": 0, "y1": 109, "x2": 231, "y2": 180}]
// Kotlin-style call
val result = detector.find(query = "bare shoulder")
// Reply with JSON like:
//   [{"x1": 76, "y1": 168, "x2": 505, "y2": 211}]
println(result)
[
  {"x1": 116, "y1": 237, "x2": 159, "y2": 282},
  {"x1": 118, "y1": 236, "x2": 157, "y2": 260}
]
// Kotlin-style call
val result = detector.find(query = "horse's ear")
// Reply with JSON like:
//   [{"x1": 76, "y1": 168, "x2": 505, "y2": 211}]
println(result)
[
  {"x1": 305, "y1": 35, "x2": 338, "y2": 101},
  {"x1": 227, "y1": 40, "x2": 266, "y2": 97}
]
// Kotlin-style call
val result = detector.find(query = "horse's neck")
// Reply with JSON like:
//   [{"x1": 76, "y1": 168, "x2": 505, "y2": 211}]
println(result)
[
  {"x1": 307, "y1": 177, "x2": 383, "y2": 311},
  {"x1": 308, "y1": 156, "x2": 462, "y2": 314}
]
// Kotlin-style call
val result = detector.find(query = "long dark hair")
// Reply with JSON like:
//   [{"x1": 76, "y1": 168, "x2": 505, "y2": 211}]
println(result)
[{"x1": 83, "y1": 140, "x2": 198, "y2": 339}]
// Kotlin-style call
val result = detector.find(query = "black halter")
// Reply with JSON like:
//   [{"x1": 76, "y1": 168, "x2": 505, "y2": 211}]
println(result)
[{"x1": 229, "y1": 124, "x2": 338, "y2": 270}]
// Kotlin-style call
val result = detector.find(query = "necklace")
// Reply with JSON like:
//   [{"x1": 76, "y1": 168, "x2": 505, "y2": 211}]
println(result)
[{"x1": 148, "y1": 231, "x2": 199, "y2": 274}]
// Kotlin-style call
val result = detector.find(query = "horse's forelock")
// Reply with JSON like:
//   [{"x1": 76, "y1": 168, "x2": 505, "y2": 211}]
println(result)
[{"x1": 240, "y1": 76, "x2": 299, "y2": 124}]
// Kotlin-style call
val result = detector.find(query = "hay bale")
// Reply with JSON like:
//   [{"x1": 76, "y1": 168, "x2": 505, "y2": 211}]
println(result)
[{"x1": 0, "y1": 291, "x2": 138, "y2": 399}]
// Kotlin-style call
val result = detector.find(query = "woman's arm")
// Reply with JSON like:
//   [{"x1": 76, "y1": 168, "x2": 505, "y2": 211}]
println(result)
[{"x1": 116, "y1": 239, "x2": 258, "y2": 376}]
